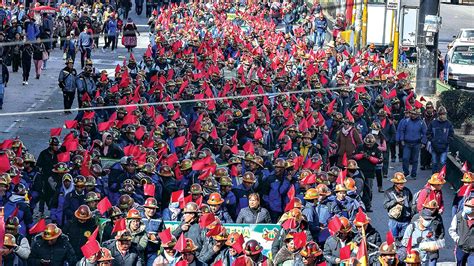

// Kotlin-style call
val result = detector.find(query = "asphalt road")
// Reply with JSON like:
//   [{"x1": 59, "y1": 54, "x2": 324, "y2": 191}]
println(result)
[
  {"x1": 0, "y1": 7, "x2": 464, "y2": 264},
  {"x1": 439, "y1": 3, "x2": 474, "y2": 53}
]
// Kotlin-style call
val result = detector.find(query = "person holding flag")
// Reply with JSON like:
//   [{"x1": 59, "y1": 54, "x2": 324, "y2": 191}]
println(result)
[
  {"x1": 373, "y1": 241, "x2": 398, "y2": 266},
  {"x1": 28, "y1": 223, "x2": 77, "y2": 265},
  {"x1": 449, "y1": 196, "x2": 474, "y2": 266},
  {"x1": 103, "y1": 230, "x2": 143, "y2": 265}
]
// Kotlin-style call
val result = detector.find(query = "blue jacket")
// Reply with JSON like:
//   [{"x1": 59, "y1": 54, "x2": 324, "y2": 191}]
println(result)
[
  {"x1": 302, "y1": 201, "x2": 320, "y2": 240},
  {"x1": 62, "y1": 190, "x2": 85, "y2": 225},
  {"x1": 263, "y1": 176, "x2": 291, "y2": 213},
  {"x1": 314, "y1": 18, "x2": 328, "y2": 32},
  {"x1": 25, "y1": 22, "x2": 40, "y2": 41},
  {"x1": 105, "y1": 19, "x2": 118, "y2": 36},
  {"x1": 232, "y1": 184, "x2": 254, "y2": 214},
  {"x1": 4, "y1": 195, "x2": 33, "y2": 236},
  {"x1": 427, "y1": 119, "x2": 454, "y2": 152},
  {"x1": 399, "y1": 117, "x2": 427, "y2": 144}
]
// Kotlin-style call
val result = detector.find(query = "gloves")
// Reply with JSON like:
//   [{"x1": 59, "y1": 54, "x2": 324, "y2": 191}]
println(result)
[{"x1": 369, "y1": 156, "x2": 382, "y2": 164}]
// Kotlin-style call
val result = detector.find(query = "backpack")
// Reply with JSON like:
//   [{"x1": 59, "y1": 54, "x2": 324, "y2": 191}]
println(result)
[{"x1": 411, "y1": 187, "x2": 431, "y2": 214}]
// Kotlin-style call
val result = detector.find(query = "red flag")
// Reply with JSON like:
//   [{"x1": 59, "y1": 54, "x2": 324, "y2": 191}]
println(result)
[
  {"x1": 287, "y1": 185, "x2": 295, "y2": 200},
  {"x1": 97, "y1": 197, "x2": 112, "y2": 215},
  {"x1": 243, "y1": 141, "x2": 255, "y2": 154},
  {"x1": 254, "y1": 127, "x2": 263, "y2": 140},
  {"x1": 88, "y1": 226, "x2": 99, "y2": 241},
  {"x1": 386, "y1": 231, "x2": 395, "y2": 246},
  {"x1": 336, "y1": 169, "x2": 346, "y2": 184},
  {"x1": 206, "y1": 224, "x2": 222, "y2": 237},
  {"x1": 439, "y1": 165, "x2": 447, "y2": 178},
  {"x1": 112, "y1": 218, "x2": 126, "y2": 233},
  {"x1": 29, "y1": 219, "x2": 46, "y2": 234},
  {"x1": 174, "y1": 233, "x2": 187, "y2": 253},
  {"x1": 213, "y1": 260, "x2": 223, "y2": 266},
  {"x1": 158, "y1": 228, "x2": 173, "y2": 244},
  {"x1": 339, "y1": 245, "x2": 351, "y2": 260},
  {"x1": 154, "y1": 114, "x2": 165, "y2": 126},
  {"x1": 284, "y1": 198, "x2": 296, "y2": 212},
  {"x1": 230, "y1": 145, "x2": 239, "y2": 154},
  {"x1": 406, "y1": 236, "x2": 413, "y2": 253},
  {"x1": 283, "y1": 139, "x2": 293, "y2": 151},
  {"x1": 356, "y1": 238, "x2": 368, "y2": 265},
  {"x1": 199, "y1": 213, "x2": 216, "y2": 229},
  {"x1": 98, "y1": 121, "x2": 113, "y2": 132},
  {"x1": 342, "y1": 152, "x2": 348, "y2": 167},
  {"x1": 176, "y1": 260, "x2": 188, "y2": 266},
  {"x1": 356, "y1": 104, "x2": 364, "y2": 115},
  {"x1": 81, "y1": 240, "x2": 100, "y2": 258},
  {"x1": 8, "y1": 174, "x2": 20, "y2": 186},
  {"x1": 171, "y1": 190, "x2": 185, "y2": 208},
  {"x1": 50, "y1": 128, "x2": 62, "y2": 137},
  {"x1": 9, "y1": 206, "x2": 19, "y2": 218},
  {"x1": 327, "y1": 216, "x2": 342, "y2": 236},
  {"x1": 210, "y1": 127, "x2": 218, "y2": 140},
  {"x1": 0, "y1": 139, "x2": 13, "y2": 150},
  {"x1": 232, "y1": 256, "x2": 247, "y2": 266},
  {"x1": 64, "y1": 120, "x2": 78, "y2": 129},
  {"x1": 281, "y1": 217, "x2": 297, "y2": 230},
  {"x1": 192, "y1": 156, "x2": 211, "y2": 171},
  {"x1": 135, "y1": 127, "x2": 145, "y2": 140},
  {"x1": 174, "y1": 136, "x2": 187, "y2": 148},
  {"x1": 144, "y1": 184, "x2": 156, "y2": 196},
  {"x1": 461, "y1": 161, "x2": 470, "y2": 173},
  {"x1": 326, "y1": 98, "x2": 336, "y2": 115},
  {"x1": 57, "y1": 152, "x2": 70, "y2": 162},
  {"x1": 0, "y1": 154, "x2": 11, "y2": 173},
  {"x1": 292, "y1": 231, "x2": 307, "y2": 250}
]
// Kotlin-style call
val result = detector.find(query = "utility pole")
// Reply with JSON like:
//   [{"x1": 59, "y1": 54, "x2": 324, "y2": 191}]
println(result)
[
  {"x1": 354, "y1": 0, "x2": 363, "y2": 51},
  {"x1": 361, "y1": 0, "x2": 368, "y2": 47},
  {"x1": 415, "y1": 0, "x2": 441, "y2": 96}
]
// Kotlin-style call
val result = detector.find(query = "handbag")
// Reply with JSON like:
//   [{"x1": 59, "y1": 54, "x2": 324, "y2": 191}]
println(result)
[
  {"x1": 388, "y1": 192, "x2": 403, "y2": 219},
  {"x1": 388, "y1": 203, "x2": 403, "y2": 219},
  {"x1": 42, "y1": 51, "x2": 49, "y2": 61}
]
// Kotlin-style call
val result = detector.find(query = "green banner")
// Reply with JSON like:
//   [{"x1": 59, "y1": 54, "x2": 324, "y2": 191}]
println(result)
[{"x1": 164, "y1": 222, "x2": 281, "y2": 257}]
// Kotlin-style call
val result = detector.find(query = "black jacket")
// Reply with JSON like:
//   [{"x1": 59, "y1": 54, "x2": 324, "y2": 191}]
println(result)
[
  {"x1": 103, "y1": 239, "x2": 144, "y2": 266},
  {"x1": 63, "y1": 217, "x2": 97, "y2": 262},
  {"x1": 28, "y1": 234, "x2": 77, "y2": 265},
  {"x1": 383, "y1": 186, "x2": 413, "y2": 222}
]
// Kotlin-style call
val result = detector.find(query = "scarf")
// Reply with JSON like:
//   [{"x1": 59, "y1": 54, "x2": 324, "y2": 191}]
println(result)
[{"x1": 341, "y1": 126, "x2": 352, "y2": 136}]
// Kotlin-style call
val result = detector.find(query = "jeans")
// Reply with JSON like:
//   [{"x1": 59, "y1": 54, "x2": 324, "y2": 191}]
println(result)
[
  {"x1": 388, "y1": 219, "x2": 409, "y2": 240},
  {"x1": 285, "y1": 23, "x2": 293, "y2": 34},
  {"x1": 431, "y1": 151, "x2": 448, "y2": 173},
  {"x1": 456, "y1": 248, "x2": 474, "y2": 266},
  {"x1": 403, "y1": 142, "x2": 421, "y2": 177},
  {"x1": 80, "y1": 47, "x2": 92, "y2": 69},
  {"x1": 314, "y1": 31, "x2": 325, "y2": 48}
]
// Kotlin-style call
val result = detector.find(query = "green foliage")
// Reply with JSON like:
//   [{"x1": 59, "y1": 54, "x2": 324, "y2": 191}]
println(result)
[{"x1": 439, "y1": 90, "x2": 474, "y2": 128}]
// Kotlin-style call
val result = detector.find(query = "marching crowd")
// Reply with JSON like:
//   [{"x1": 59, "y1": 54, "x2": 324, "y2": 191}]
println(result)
[{"x1": 0, "y1": 0, "x2": 473, "y2": 266}]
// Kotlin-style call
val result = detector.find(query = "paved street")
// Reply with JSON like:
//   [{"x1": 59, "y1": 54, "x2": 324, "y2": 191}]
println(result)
[{"x1": 0, "y1": 6, "x2": 468, "y2": 264}]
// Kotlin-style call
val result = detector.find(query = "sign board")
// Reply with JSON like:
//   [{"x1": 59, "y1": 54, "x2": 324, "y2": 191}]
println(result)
[
  {"x1": 387, "y1": 0, "x2": 399, "y2": 10},
  {"x1": 164, "y1": 222, "x2": 281, "y2": 258}
]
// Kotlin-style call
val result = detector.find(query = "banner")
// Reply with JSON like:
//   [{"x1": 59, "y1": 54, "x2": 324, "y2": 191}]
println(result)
[{"x1": 164, "y1": 222, "x2": 281, "y2": 257}]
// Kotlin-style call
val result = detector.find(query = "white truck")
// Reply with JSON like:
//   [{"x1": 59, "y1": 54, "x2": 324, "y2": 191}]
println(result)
[
  {"x1": 366, "y1": 2, "x2": 418, "y2": 60},
  {"x1": 446, "y1": 39, "x2": 474, "y2": 90}
]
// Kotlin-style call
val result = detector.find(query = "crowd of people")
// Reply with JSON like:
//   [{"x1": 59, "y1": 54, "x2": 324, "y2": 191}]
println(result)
[{"x1": 0, "y1": 0, "x2": 472, "y2": 266}]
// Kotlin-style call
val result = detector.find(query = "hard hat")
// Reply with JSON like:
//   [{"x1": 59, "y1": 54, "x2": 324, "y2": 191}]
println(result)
[
  {"x1": 42, "y1": 224, "x2": 62, "y2": 240},
  {"x1": 244, "y1": 239, "x2": 263, "y2": 255},
  {"x1": 126, "y1": 209, "x2": 142, "y2": 219},
  {"x1": 207, "y1": 192, "x2": 224, "y2": 205},
  {"x1": 74, "y1": 205, "x2": 92, "y2": 220}
]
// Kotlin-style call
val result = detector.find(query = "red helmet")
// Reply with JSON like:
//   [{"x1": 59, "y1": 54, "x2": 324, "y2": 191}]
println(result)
[
  {"x1": 143, "y1": 197, "x2": 158, "y2": 209},
  {"x1": 244, "y1": 239, "x2": 263, "y2": 256}
]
